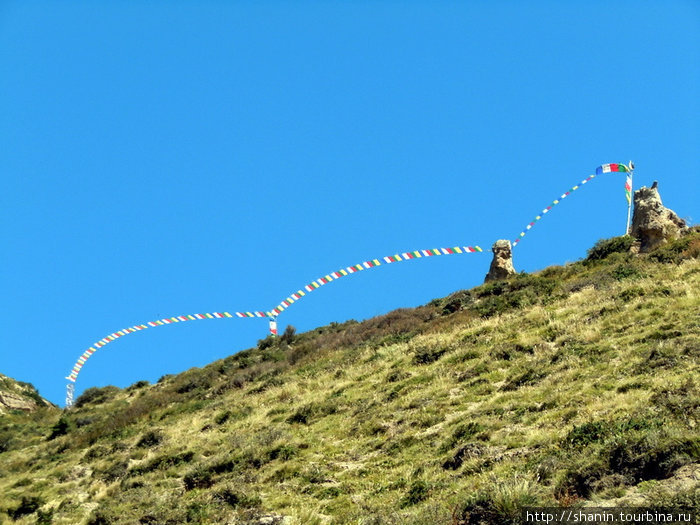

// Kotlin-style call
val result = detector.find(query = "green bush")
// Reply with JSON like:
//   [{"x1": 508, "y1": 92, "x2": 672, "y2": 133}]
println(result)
[
  {"x1": 648, "y1": 233, "x2": 696, "y2": 264},
  {"x1": 126, "y1": 380, "x2": 149, "y2": 391},
  {"x1": 399, "y1": 480, "x2": 430, "y2": 507},
  {"x1": 37, "y1": 506, "x2": 54, "y2": 525},
  {"x1": 48, "y1": 416, "x2": 74, "y2": 440},
  {"x1": 7, "y1": 495, "x2": 44, "y2": 520},
  {"x1": 605, "y1": 433, "x2": 699, "y2": 481},
  {"x1": 0, "y1": 430, "x2": 14, "y2": 453},
  {"x1": 267, "y1": 444, "x2": 297, "y2": 461},
  {"x1": 650, "y1": 379, "x2": 699, "y2": 420},
  {"x1": 412, "y1": 344, "x2": 447, "y2": 365},
  {"x1": 135, "y1": 430, "x2": 163, "y2": 448},
  {"x1": 213, "y1": 486, "x2": 262, "y2": 508},
  {"x1": 215, "y1": 411, "x2": 231, "y2": 425},
  {"x1": 587, "y1": 236, "x2": 634, "y2": 261},
  {"x1": 564, "y1": 417, "x2": 661, "y2": 449},
  {"x1": 442, "y1": 443, "x2": 486, "y2": 471},
  {"x1": 611, "y1": 264, "x2": 641, "y2": 280},
  {"x1": 183, "y1": 466, "x2": 214, "y2": 490},
  {"x1": 129, "y1": 450, "x2": 195, "y2": 475},
  {"x1": 96, "y1": 460, "x2": 129, "y2": 483},
  {"x1": 281, "y1": 324, "x2": 297, "y2": 344},
  {"x1": 75, "y1": 386, "x2": 121, "y2": 407},
  {"x1": 618, "y1": 286, "x2": 645, "y2": 302},
  {"x1": 453, "y1": 477, "x2": 541, "y2": 524},
  {"x1": 438, "y1": 290, "x2": 474, "y2": 315}
]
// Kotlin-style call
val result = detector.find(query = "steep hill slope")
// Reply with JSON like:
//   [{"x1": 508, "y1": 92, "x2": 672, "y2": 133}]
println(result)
[{"x1": 0, "y1": 232, "x2": 698, "y2": 524}]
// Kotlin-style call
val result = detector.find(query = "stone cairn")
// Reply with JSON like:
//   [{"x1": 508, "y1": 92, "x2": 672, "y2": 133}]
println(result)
[
  {"x1": 630, "y1": 181, "x2": 688, "y2": 253},
  {"x1": 484, "y1": 239, "x2": 516, "y2": 282}
]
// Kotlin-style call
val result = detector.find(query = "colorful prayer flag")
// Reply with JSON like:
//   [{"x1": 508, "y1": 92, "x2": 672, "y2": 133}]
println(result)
[
  {"x1": 625, "y1": 175, "x2": 632, "y2": 205},
  {"x1": 596, "y1": 163, "x2": 629, "y2": 175}
]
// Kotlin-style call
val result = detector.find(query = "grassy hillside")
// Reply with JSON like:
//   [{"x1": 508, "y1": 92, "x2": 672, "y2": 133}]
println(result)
[{"x1": 1, "y1": 232, "x2": 698, "y2": 524}]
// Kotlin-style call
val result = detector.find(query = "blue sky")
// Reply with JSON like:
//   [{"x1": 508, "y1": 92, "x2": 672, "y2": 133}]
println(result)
[{"x1": 1, "y1": 1, "x2": 697, "y2": 406}]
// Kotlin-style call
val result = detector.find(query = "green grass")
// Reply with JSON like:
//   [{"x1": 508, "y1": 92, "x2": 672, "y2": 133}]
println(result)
[{"x1": 0, "y1": 231, "x2": 698, "y2": 524}]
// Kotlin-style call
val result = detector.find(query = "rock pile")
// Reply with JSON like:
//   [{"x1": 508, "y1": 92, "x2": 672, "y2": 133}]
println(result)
[
  {"x1": 630, "y1": 181, "x2": 688, "y2": 253},
  {"x1": 484, "y1": 240, "x2": 516, "y2": 282}
]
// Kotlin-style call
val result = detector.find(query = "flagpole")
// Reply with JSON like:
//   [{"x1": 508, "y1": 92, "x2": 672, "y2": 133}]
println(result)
[{"x1": 625, "y1": 161, "x2": 634, "y2": 235}]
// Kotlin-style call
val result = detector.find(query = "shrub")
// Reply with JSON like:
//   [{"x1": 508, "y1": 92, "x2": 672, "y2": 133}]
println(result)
[
  {"x1": 453, "y1": 477, "x2": 541, "y2": 524},
  {"x1": 215, "y1": 411, "x2": 231, "y2": 425},
  {"x1": 267, "y1": 444, "x2": 297, "y2": 461},
  {"x1": 183, "y1": 466, "x2": 214, "y2": 490},
  {"x1": 399, "y1": 480, "x2": 430, "y2": 507},
  {"x1": 8, "y1": 495, "x2": 44, "y2": 520},
  {"x1": 650, "y1": 379, "x2": 699, "y2": 420},
  {"x1": 75, "y1": 386, "x2": 121, "y2": 407},
  {"x1": 287, "y1": 404, "x2": 315, "y2": 425},
  {"x1": 618, "y1": 286, "x2": 645, "y2": 302},
  {"x1": 129, "y1": 450, "x2": 195, "y2": 475},
  {"x1": 37, "y1": 507, "x2": 54, "y2": 525},
  {"x1": 82, "y1": 444, "x2": 108, "y2": 462},
  {"x1": 412, "y1": 344, "x2": 447, "y2": 365},
  {"x1": 605, "y1": 433, "x2": 699, "y2": 482},
  {"x1": 48, "y1": 416, "x2": 74, "y2": 440},
  {"x1": 213, "y1": 486, "x2": 262, "y2": 508},
  {"x1": 185, "y1": 502, "x2": 208, "y2": 522},
  {"x1": 611, "y1": 264, "x2": 641, "y2": 280},
  {"x1": 96, "y1": 460, "x2": 129, "y2": 483},
  {"x1": 257, "y1": 335, "x2": 276, "y2": 351},
  {"x1": 648, "y1": 233, "x2": 697, "y2": 264},
  {"x1": 442, "y1": 443, "x2": 485, "y2": 471},
  {"x1": 385, "y1": 370, "x2": 411, "y2": 383},
  {"x1": 563, "y1": 417, "x2": 661, "y2": 449},
  {"x1": 587, "y1": 236, "x2": 634, "y2": 261},
  {"x1": 438, "y1": 290, "x2": 474, "y2": 315},
  {"x1": 126, "y1": 380, "x2": 150, "y2": 391},
  {"x1": 87, "y1": 508, "x2": 116, "y2": 525},
  {"x1": 0, "y1": 430, "x2": 14, "y2": 453},
  {"x1": 135, "y1": 430, "x2": 164, "y2": 448},
  {"x1": 281, "y1": 325, "x2": 296, "y2": 344},
  {"x1": 564, "y1": 421, "x2": 610, "y2": 448}
]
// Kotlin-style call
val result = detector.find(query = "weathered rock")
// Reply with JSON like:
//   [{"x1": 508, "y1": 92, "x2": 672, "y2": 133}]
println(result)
[
  {"x1": 630, "y1": 181, "x2": 687, "y2": 253},
  {"x1": 484, "y1": 240, "x2": 516, "y2": 282},
  {"x1": 0, "y1": 391, "x2": 37, "y2": 412},
  {"x1": 0, "y1": 373, "x2": 55, "y2": 413}
]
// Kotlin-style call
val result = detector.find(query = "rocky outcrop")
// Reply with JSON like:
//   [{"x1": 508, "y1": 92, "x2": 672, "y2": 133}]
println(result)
[
  {"x1": 0, "y1": 373, "x2": 55, "y2": 413},
  {"x1": 0, "y1": 391, "x2": 37, "y2": 412},
  {"x1": 484, "y1": 240, "x2": 516, "y2": 282},
  {"x1": 630, "y1": 181, "x2": 687, "y2": 253}
]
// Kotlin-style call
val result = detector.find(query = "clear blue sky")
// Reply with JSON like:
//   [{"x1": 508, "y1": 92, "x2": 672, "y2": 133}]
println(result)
[{"x1": 1, "y1": 1, "x2": 697, "y2": 406}]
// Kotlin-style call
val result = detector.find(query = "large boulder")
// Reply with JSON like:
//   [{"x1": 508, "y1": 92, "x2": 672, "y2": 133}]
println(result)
[
  {"x1": 630, "y1": 181, "x2": 687, "y2": 253},
  {"x1": 484, "y1": 240, "x2": 516, "y2": 282}
]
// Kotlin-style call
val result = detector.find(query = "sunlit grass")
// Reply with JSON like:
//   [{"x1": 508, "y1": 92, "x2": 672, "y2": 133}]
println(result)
[{"x1": 0, "y1": 232, "x2": 698, "y2": 523}]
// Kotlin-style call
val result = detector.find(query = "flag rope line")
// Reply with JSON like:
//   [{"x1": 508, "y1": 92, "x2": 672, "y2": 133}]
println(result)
[
  {"x1": 65, "y1": 244, "x2": 483, "y2": 403},
  {"x1": 65, "y1": 310, "x2": 268, "y2": 384},
  {"x1": 512, "y1": 163, "x2": 631, "y2": 248},
  {"x1": 267, "y1": 245, "x2": 483, "y2": 316},
  {"x1": 65, "y1": 162, "x2": 632, "y2": 406}
]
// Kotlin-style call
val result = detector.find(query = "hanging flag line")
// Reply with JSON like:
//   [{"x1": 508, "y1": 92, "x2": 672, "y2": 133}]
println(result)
[
  {"x1": 267, "y1": 245, "x2": 484, "y2": 315},
  {"x1": 513, "y1": 163, "x2": 632, "y2": 248},
  {"x1": 65, "y1": 310, "x2": 267, "y2": 383},
  {"x1": 65, "y1": 244, "x2": 483, "y2": 392},
  {"x1": 65, "y1": 162, "x2": 634, "y2": 404}
]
